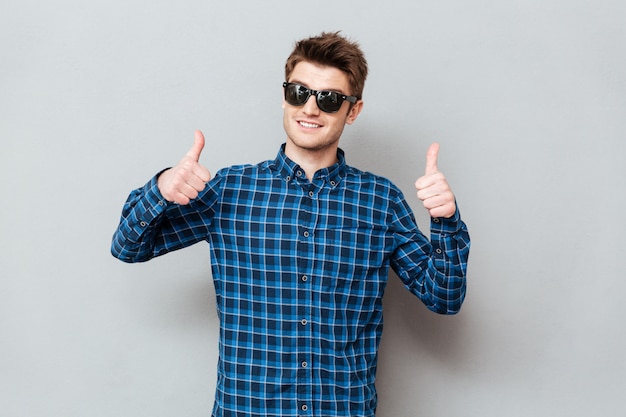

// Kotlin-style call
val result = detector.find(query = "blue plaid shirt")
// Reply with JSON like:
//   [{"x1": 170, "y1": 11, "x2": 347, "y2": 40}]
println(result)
[{"x1": 112, "y1": 145, "x2": 470, "y2": 417}]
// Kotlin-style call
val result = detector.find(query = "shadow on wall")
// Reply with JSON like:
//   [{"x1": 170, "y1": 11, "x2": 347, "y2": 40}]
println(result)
[
  {"x1": 381, "y1": 273, "x2": 470, "y2": 361},
  {"x1": 375, "y1": 273, "x2": 472, "y2": 413}
]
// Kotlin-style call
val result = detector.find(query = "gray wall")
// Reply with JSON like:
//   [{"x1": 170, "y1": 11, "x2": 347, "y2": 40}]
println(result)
[{"x1": 2, "y1": 1, "x2": 625, "y2": 416}]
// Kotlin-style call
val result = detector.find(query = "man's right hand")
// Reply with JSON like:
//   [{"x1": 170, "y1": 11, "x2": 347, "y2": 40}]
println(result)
[{"x1": 157, "y1": 130, "x2": 212, "y2": 205}]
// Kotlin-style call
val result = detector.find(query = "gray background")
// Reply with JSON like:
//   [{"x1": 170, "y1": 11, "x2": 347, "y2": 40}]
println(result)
[{"x1": 2, "y1": 1, "x2": 625, "y2": 416}]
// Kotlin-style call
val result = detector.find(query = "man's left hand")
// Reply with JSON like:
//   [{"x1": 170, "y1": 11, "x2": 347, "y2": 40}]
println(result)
[{"x1": 414, "y1": 143, "x2": 457, "y2": 218}]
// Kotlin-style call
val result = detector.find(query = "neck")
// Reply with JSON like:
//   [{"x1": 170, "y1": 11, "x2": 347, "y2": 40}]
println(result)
[{"x1": 284, "y1": 142, "x2": 339, "y2": 180}]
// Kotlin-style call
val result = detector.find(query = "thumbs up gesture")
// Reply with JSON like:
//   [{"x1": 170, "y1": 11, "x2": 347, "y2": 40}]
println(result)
[
  {"x1": 414, "y1": 143, "x2": 456, "y2": 218},
  {"x1": 157, "y1": 130, "x2": 212, "y2": 205}
]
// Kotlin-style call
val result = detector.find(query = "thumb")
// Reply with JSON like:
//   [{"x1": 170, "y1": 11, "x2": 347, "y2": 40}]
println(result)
[
  {"x1": 425, "y1": 142, "x2": 440, "y2": 175},
  {"x1": 185, "y1": 130, "x2": 205, "y2": 161}
]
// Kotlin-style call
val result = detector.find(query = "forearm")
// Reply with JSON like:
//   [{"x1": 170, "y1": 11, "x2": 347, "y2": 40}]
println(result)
[
  {"x1": 392, "y1": 205, "x2": 470, "y2": 314},
  {"x1": 424, "y1": 208, "x2": 470, "y2": 314},
  {"x1": 111, "y1": 175, "x2": 171, "y2": 262},
  {"x1": 111, "y1": 173, "x2": 213, "y2": 262}
]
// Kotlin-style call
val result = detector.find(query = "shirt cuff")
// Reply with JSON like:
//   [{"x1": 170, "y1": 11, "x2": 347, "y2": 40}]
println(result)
[
  {"x1": 430, "y1": 204, "x2": 463, "y2": 234},
  {"x1": 135, "y1": 174, "x2": 169, "y2": 226}
]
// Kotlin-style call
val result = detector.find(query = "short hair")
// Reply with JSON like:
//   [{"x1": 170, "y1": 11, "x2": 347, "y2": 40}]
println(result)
[{"x1": 285, "y1": 32, "x2": 368, "y2": 100}]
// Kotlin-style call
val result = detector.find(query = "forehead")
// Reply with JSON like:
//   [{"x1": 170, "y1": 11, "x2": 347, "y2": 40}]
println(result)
[{"x1": 288, "y1": 61, "x2": 351, "y2": 93}]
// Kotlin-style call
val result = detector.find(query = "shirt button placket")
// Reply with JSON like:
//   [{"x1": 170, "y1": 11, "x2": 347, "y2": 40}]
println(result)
[{"x1": 296, "y1": 183, "x2": 315, "y2": 414}]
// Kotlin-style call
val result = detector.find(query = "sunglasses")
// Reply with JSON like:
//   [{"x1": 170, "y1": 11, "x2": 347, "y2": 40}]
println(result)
[{"x1": 283, "y1": 82, "x2": 358, "y2": 114}]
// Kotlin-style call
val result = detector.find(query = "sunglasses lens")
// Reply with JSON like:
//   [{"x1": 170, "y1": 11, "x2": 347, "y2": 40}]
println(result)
[
  {"x1": 285, "y1": 84, "x2": 309, "y2": 106},
  {"x1": 317, "y1": 91, "x2": 342, "y2": 113}
]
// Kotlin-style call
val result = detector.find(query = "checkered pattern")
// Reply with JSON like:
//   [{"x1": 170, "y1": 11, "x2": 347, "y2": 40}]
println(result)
[{"x1": 112, "y1": 145, "x2": 470, "y2": 417}]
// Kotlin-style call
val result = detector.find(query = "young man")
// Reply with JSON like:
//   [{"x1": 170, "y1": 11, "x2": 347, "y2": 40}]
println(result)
[{"x1": 112, "y1": 32, "x2": 470, "y2": 417}]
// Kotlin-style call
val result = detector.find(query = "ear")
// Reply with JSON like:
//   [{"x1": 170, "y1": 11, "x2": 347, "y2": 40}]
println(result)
[{"x1": 345, "y1": 100, "x2": 363, "y2": 125}]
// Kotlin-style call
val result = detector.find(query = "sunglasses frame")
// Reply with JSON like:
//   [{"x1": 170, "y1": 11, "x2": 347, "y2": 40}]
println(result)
[{"x1": 283, "y1": 82, "x2": 358, "y2": 114}]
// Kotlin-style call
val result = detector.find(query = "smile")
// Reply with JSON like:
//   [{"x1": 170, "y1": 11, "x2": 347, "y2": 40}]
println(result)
[{"x1": 299, "y1": 121, "x2": 321, "y2": 129}]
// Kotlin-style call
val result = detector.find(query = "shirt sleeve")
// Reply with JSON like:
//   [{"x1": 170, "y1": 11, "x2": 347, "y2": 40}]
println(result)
[
  {"x1": 389, "y1": 195, "x2": 471, "y2": 314},
  {"x1": 110, "y1": 172, "x2": 220, "y2": 263}
]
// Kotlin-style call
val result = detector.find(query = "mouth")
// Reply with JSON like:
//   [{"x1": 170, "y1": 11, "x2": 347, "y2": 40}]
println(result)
[{"x1": 298, "y1": 120, "x2": 321, "y2": 129}]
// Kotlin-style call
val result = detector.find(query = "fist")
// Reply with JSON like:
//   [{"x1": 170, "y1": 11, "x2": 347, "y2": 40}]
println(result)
[
  {"x1": 414, "y1": 143, "x2": 456, "y2": 218},
  {"x1": 157, "y1": 130, "x2": 212, "y2": 205}
]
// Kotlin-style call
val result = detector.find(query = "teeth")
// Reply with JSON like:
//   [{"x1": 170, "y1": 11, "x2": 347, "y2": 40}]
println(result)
[{"x1": 299, "y1": 121, "x2": 320, "y2": 128}]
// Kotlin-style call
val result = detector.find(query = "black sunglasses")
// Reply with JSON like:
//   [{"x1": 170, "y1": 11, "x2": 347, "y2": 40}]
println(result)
[{"x1": 283, "y1": 82, "x2": 358, "y2": 114}]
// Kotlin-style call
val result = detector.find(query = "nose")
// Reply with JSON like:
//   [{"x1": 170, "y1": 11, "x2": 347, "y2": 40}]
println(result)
[{"x1": 302, "y1": 94, "x2": 321, "y2": 115}]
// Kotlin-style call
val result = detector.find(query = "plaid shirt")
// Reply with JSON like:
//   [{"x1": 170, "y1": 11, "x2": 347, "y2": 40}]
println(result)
[{"x1": 111, "y1": 145, "x2": 470, "y2": 417}]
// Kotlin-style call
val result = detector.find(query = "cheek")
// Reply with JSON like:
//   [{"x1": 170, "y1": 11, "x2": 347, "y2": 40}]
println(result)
[{"x1": 282, "y1": 110, "x2": 294, "y2": 132}]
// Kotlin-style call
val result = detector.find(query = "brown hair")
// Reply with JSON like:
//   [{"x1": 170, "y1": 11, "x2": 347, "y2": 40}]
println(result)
[{"x1": 284, "y1": 32, "x2": 368, "y2": 100}]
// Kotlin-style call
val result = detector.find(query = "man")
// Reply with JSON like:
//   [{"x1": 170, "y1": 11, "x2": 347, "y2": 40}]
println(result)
[{"x1": 112, "y1": 32, "x2": 470, "y2": 417}]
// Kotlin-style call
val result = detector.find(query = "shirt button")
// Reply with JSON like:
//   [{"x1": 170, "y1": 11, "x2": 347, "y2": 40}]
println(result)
[
  {"x1": 433, "y1": 218, "x2": 440, "y2": 223},
  {"x1": 308, "y1": 191, "x2": 314, "y2": 197},
  {"x1": 301, "y1": 405, "x2": 308, "y2": 411},
  {"x1": 303, "y1": 231, "x2": 310, "y2": 238},
  {"x1": 301, "y1": 275, "x2": 308, "y2": 282},
  {"x1": 330, "y1": 180, "x2": 336, "y2": 186},
  {"x1": 301, "y1": 361, "x2": 308, "y2": 368},
  {"x1": 436, "y1": 248, "x2": 443, "y2": 254},
  {"x1": 139, "y1": 221, "x2": 147, "y2": 227},
  {"x1": 301, "y1": 319, "x2": 308, "y2": 325},
  {"x1": 296, "y1": 170, "x2": 303, "y2": 177}
]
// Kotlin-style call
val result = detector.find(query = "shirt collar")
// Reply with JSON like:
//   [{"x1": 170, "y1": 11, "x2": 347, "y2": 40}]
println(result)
[{"x1": 271, "y1": 144, "x2": 346, "y2": 187}]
